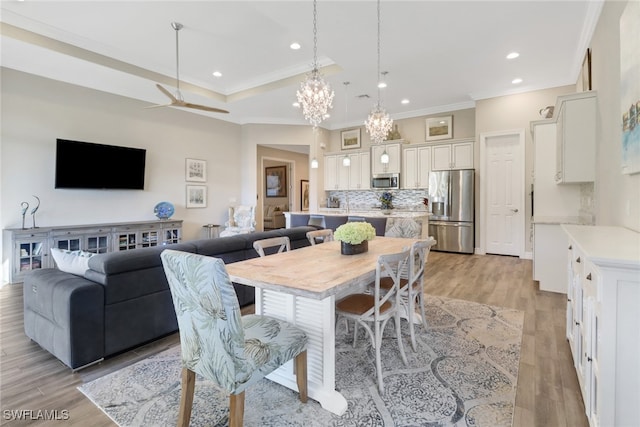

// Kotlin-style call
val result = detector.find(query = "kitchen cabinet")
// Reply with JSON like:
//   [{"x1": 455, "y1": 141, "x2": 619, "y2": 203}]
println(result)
[
  {"x1": 402, "y1": 145, "x2": 431, "y2": 189},
  {"x1": 431, "y1": 140, "x2": 473, "y2": 171},
  {"x1": 371, "y1": 142, "x2": 401, "y2": 175},
  {"x1": 554, "y1": 92, "x2": 596, "y2": 184},
  {"x1": 347, "y1": 151, "x2": 370, "y2": 190},
  {"x1": 533, "y1": 223, "x2": 569, "y2": 293},
  {"x1": 562, "y1": 224, "x2": 640, "y2": 427},
  {"x1": 3, "y1": 220, "x2": 183, "y2": 283},
  {"x1": 324, "y1": 153, "x2": 367, "y2": 190}
]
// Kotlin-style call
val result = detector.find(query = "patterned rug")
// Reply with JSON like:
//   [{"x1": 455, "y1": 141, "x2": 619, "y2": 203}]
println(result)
[{"x1": 78, "y1": 296, "x2": 523, "y2": 427}]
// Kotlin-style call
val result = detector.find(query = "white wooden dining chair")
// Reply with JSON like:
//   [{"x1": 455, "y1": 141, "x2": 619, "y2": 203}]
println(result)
[
  {"x1": 335, "y1": 249, "x2": 410, "y2": 393},
  {"x1": 253, "y1": 236, "x2": 290, "y2": 257},
  {"x1": 306, "y1": 229, "x2": 334, "y2": 245},
  {"x1": 372, "y1": 238, "x2": 436, "y2": 351}
]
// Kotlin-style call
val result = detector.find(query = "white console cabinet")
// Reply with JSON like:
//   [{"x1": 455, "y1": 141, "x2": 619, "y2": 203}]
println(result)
[
  {"x1": 3, "y1": 220, "x2": 182, "y2": 284},
  {"x1": 562, "y1": 224, "x2": 640, "y2": 427}
]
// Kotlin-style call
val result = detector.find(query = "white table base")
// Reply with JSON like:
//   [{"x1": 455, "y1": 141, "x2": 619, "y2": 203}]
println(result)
[{"x1": 256, "y1": 288, "x2": 348, "y2": 416}]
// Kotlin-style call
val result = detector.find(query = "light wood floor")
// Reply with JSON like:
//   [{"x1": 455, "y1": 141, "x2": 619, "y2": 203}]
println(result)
[{"x1": 0, "y1": 252, "x2": 588, "y2": 426}]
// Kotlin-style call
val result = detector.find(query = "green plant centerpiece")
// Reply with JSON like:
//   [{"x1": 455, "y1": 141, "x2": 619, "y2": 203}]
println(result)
[{"x1": 334, "y1": 222, "x2": 376, "y2": 255}]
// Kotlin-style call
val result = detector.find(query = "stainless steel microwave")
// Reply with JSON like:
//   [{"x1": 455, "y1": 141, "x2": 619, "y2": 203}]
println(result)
[{"x1": 371, "y1": 173, "x2": 400, "y2": 189}]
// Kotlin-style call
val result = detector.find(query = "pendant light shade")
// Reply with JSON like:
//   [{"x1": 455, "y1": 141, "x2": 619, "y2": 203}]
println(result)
[
  {"x1": 365, "y1": 0, "x2": 393, "y2": 145},
  {"x1": 311, "y1": 157, "x2": 319, "y2": 169},
  {"x1": 380, "y1": 149, "x2": 390, "y2": 164},
  {"x1": 343, "y1": 154, "x2": 351, "y2": 167},
  {"x1": 296, "y1": 0, "x2": 334, "y2": 127}
]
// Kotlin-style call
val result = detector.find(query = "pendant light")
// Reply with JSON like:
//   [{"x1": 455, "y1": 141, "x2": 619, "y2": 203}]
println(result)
[
  {"x1": 364, "y1": 0, "x2": 393, "y2": 145},
  {"x1": 342, "y1": 81, "x2": 351, "y2": 167},
  {"x1": 311, "y1": 127, "x2": 319, "y2": 169},
  {"x1": 296, "y1": 0, "x2": 334, "y2": 128}
]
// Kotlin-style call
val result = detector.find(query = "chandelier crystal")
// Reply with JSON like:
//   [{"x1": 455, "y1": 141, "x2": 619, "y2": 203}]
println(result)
[
  {"x1": 296, "y1": 0, "x2": 334, "y2": 127},
  {"x1": 365, "y1": 0, "x2": 393, "y2": 145}
]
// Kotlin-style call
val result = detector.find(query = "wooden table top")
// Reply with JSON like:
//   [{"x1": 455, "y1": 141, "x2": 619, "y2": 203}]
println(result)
[{"x1": 226, "y1": 237, "x2": 418, "y2": 300}]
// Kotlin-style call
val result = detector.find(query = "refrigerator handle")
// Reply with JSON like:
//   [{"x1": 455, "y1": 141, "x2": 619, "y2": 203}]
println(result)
[{"x1": 447, "y1": 176, "x2": 452, "y2": 216}]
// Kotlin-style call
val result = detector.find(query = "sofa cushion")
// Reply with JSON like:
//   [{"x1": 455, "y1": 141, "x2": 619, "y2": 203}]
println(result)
[
  {"x1": 51, "y1": 248, "x2": 95, "y2": 276},
  {"x1": 87, "y1": 242, "x2": 197, "y2": 275}
]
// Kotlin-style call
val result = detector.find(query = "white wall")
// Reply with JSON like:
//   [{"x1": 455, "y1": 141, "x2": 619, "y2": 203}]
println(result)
[
  {"x1": 0, "y1": 69, "x2": 242, "y2": 246},
  {"x1": 589, "y1": 0, "x2": 640, "y2": 231}
]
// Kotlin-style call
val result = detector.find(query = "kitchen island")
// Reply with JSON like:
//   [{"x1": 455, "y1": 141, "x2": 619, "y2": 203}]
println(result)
[{"x1": 284, "y1": 209, "x2": 430, "y2": 239}]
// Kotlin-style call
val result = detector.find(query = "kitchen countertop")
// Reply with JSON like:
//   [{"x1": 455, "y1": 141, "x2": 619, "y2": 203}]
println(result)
[
  {"x1": 561, "y1": 224, "x2": 640, "y2": 268},
  {"x1": 289, "y1": 209, "x2": 431, "y2": 218},
  {"x1": 532, "y1": 215, "x2": 593, "y2": 225}
]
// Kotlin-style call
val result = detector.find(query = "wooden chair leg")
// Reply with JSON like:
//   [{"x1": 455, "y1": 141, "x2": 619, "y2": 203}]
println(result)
[
  {"x1": 295, "y1": 351, "x2": 308, "y2": 403},
  {"x1": 177, "y1": 368, "x2": 195, "y2": 427},
  {"x1": 229, "y1": 391, "x2": 245, "y2": 427}
]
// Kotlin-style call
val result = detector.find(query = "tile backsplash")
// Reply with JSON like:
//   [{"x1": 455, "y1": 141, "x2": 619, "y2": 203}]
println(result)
[{"x1": 325, "y1": 189, "x2": 430, "y2": 211}]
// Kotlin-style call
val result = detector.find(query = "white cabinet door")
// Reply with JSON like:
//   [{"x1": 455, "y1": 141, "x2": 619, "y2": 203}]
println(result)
[
  {"x1": 431, "y1": 144, "x2": 452, "y2": 170},
  {"x1": 371, "y1": 143, "x2": 400, "y2": 175},
  {"x1": 555, "y1": 93, "x2": 596, "y2": 184},
  {"x1": 324, "y1": 155, "x2": 339, "y2": 190},
  {"x1": 452, "y1": 142, "x2": 473, "y2": 169},
  {"x1": 348, "y1": 152, "x2": 369, "y2": 190},
  {"x1": 431, "y1": 142, "x2": 473, "y2": 170},
  {"x1": 336, "y1": 156, "x2": 350, "y2": 190},
  {"x1": 358, "y1": 152, "x2": 370, "y2": 190},
  {"x1": 403, "y1": 146, "x2": 431, "y2": 188}
]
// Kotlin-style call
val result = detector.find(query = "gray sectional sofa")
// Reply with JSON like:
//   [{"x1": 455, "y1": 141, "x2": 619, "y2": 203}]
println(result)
[{"x1": 23, "y1": 226, "x2": 316, "y2": 370}]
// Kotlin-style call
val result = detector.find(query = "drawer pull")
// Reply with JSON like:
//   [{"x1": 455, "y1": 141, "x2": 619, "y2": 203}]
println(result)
[
  {"x1": 568, "y1": 245, "x2": 572, "y2": 250},
  {"x1": 576, "y1": 257, "x2": 581, "y2": 263},
  {"x1": 575, "y1": 321, "x2": 580, "y2": 326},
  {"x1": 587, "y1": 356, "x2": 592, "y2": 362},
  {"x1": 586, "y1": 273, "x2": 592, "y2": 281}
]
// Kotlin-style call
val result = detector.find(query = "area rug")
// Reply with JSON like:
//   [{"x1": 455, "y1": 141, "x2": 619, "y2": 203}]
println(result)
[{"x1": 78, "y1": 296, "x2": 524, "y2": 427}]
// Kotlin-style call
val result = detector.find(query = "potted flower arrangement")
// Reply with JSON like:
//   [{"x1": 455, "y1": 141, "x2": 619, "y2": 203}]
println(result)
[
  {"x1": 334, "y1": 222, "x2": 376, "y2": 255},
  {"x1": 379, "y1": 191, "x2": 394, "y2": 213}
]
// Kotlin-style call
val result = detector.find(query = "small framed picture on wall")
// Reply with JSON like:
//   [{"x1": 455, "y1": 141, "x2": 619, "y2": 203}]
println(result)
[
  {"x1": 186, "y1": 185, "x2": 207, "y2": 208},
  {"x1": 185, "y1": 158, "x2": 207, "y2": 182}
]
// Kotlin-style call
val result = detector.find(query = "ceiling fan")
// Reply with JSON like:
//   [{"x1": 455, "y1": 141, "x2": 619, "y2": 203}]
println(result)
[{"x1": 147, "y1": 22, "x2": 229, "y2": 114}]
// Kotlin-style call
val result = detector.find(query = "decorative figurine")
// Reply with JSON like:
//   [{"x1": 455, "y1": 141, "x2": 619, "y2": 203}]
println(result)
[
  {"x1": 20, "y1": 201, "x2": 29, "y2": 230},
  {"x1": 30, "y1": 195, "x2": 40, "y2": 228}
]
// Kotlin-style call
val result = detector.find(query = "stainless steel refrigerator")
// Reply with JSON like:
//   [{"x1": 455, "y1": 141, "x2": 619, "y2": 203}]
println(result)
[{"x1": 428, "y1": 169, "x2": 475, "y2": 254}]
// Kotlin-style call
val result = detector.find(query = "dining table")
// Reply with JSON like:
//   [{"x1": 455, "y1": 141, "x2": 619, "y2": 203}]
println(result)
[{"x1": 226, "y1": 236, "x2": 419, "y2": 416}]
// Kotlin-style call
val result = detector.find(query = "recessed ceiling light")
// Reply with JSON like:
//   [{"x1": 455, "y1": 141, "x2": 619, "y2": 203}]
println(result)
[
  {"x1": 506, "y1": 52, "x2": 520, "y2": 59},
  {"x1": 377, "y1": 81, "x2": 387, "y2": 89},
  {"x1": 401, "y1": 99, "x2": 410, "y2": 104},
  {"x1": 290, "y1": 42, "x2": 301, "y2": 50},
  {"x1": 292, "y1": 102, "x2": 300, "y2": 108},
  {"x1": 212, "y1": 71, "x2": 222, "y2": 78},
  {"x1": 512, "y1": 78, "x2": 523, "y2": 84}
]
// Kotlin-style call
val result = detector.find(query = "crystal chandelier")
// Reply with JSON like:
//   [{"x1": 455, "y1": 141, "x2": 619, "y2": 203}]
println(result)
[
  {"x1": 365, "y1": 0, "x2": 393, "y2": 144},
  {"x1": 296, "y1": 0, "x2": 334, "y2": 128}
]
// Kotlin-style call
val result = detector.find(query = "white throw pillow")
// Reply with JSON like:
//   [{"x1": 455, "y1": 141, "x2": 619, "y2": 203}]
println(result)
[{"x1": 50, "y1": 248, "x2": 95, "y2": 276}]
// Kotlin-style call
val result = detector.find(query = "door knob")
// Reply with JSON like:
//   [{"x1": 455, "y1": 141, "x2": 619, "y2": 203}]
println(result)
[{"x1": 510, "y1": 208, "x2": 519, "y2": 213}]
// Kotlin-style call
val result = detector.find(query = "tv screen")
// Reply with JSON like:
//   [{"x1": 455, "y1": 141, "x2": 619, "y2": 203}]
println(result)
[{"x1": 55, "y1": 139, "x2": 146, "y2": 190}]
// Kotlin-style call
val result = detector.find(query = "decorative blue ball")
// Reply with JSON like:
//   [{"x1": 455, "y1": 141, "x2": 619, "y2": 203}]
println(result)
[{"x1": 154, "y1": 201, "x2": 175, "y2": 220}]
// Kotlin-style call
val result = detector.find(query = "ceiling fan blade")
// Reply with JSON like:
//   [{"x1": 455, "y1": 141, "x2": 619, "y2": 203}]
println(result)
[
  {"x1": 155, "y1": 84, "x2": 178, "y2": 102},
  {"x1": 182, "y1": 102, "x2": 230, "y2": 114},
  {"x1": 148, "y1": 23, "x2": 230, "y2": 115},
  {"x1": 144, "y1": 103, "x2": 174, "y2": 109}
]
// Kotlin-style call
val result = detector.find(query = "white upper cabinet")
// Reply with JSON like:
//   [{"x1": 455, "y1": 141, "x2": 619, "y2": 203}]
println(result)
[
  {"x1": 554, "y1": 92, "x2": 597, "y2": 184},
  {"x1": 371, "y1": 143, "x2": 401, "y2": 175},
  {"x1": 402, "y1": 145, "x2": 431, "y2": 189},
  {"x1": 348, "y1": 152, "x2": 371, "y2": 190},
  {"x1": 324, "y1": 152, "x2": 370, "y2": 191},
  {"x1": 431, "y1": 140, "x2": 474, "y2": 171}
]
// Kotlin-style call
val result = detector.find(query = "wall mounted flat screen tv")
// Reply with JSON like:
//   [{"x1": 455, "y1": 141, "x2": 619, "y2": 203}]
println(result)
[{"x1": 55, "y1": 139, "x2": 146, "y2": 190}]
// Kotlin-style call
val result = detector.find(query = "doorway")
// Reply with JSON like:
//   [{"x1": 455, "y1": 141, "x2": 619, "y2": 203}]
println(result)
[
  {"x1": 260, "y1": 157, "x2": 294, "y2": 231},
  {"x1": 480, "y1": 130, "x2": 525, "y2": 257}
]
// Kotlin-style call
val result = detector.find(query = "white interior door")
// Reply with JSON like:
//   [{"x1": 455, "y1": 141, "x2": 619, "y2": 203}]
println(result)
[{"x1": 485, "y1": 133, "x2": 523, "y2": 256}]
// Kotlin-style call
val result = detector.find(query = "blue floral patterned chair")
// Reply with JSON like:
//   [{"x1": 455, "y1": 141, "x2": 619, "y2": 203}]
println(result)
[{"x1": 160, "y1": 249, "x2": 308, "y2": 427}]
